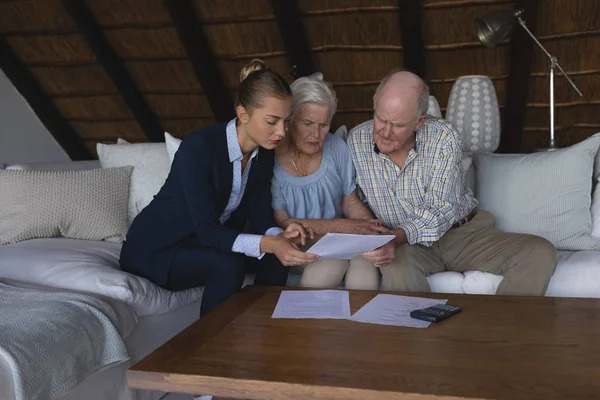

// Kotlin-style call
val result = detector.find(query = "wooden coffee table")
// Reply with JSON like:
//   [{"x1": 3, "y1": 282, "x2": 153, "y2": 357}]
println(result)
[{"x1": 128, "y1": 286, "x2": 600, "y2": 399}]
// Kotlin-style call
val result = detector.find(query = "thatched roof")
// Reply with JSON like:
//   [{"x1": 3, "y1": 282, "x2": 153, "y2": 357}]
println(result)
[{"x1": 1, "y1": 0, "x2": 599, "y2": 158}]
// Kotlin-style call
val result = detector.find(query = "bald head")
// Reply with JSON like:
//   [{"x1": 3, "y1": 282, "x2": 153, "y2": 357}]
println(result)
[{"x1": 373, "y1": 70, "x2": 429, "y2": 122}]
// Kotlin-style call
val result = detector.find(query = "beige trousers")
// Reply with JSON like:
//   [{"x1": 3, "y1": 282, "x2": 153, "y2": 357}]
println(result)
[
  {"x1": 379, "y1": 210, "x2": 557, "y2": 296},
  {"x1": 299, "y1": 257, "x2": 380, "y2": 290}
]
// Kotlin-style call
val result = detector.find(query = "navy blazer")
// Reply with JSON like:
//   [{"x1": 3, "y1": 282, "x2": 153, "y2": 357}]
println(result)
[{"x1": 121, "y1": 122, "x2": 278, "y2": 287}]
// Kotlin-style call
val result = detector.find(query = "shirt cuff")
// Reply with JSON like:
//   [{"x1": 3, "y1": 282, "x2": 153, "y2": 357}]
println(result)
[
  {"x1": 231, "y1": 234, "x2": 264, "y2": 259},
  {"x1": 265, "y1": 227, "x2": 284, "y2": 236},
  {"x1": 398, "y1": 220, "x2": 422, "y2": 246}
]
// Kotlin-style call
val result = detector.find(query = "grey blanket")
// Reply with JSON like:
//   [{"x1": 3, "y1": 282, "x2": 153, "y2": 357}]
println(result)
[{"x1": 0, "y1": 282, "x2": 129, "y2": 400}]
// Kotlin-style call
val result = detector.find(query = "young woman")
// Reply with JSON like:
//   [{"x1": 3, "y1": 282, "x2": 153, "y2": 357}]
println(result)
[
  {"x1": 271, "y1": 76, "x2": 387, "y2": 290},
  {"x1": 120, "y1": 60, "x2": 318, "y2": 316}
]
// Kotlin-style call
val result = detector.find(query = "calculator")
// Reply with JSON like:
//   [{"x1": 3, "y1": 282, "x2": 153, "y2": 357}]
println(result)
[{"x1": 410, "y1": 304, "x2": 462, "y2": 323}]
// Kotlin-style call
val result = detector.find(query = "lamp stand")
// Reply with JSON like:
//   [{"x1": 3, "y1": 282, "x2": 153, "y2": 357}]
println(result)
[
  {"x1": 534, "y1": 57, "x2": 559, "y2": 152},
  {"x1": 549, "y1": 56, "x2": 556, "y2": 149},
  {"x1": 515, "y1": 11, "x2": 583, "y2": 152},
  {"x1": 533, "y1": 57, "x2": 559, "y2": 152}
]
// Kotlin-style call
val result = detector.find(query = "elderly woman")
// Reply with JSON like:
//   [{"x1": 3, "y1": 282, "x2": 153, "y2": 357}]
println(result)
[{"x1": 271, "y1": 76, "x2": 387, "y2": 289}]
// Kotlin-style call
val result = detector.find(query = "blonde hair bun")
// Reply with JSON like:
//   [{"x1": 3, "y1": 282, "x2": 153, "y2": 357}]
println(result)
[{"x1": 240, "y1": 59, "x2": 266, "y2": 82}]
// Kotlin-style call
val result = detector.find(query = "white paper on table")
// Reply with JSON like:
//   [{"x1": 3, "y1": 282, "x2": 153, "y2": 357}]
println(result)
[
  {"x1": 351, "y1": 294, "x2": 447, "y2": 328},
  {"x1": 306, "y1": 233, "x2": 396, "y2": 260},
  {"x1": 272, "y1": 290, "x2": 351, "y2": 319}
]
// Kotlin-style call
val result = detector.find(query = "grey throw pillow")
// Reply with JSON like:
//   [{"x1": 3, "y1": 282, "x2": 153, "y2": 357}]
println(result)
[
  {"x1": 0, "y1": 166, "x2": 132, "y2": 245},
  {"x1": 474, "y1": 134, "x2": 600, "y2": 251}
]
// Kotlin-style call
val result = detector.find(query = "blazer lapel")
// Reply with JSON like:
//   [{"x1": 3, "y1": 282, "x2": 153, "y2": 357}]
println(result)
[
  {"x1": 242, "y1": 151, "x2": 263, "y2": 203},
  {"x1": 214, "y1": 133, "x2": 233, "y2": 209}
]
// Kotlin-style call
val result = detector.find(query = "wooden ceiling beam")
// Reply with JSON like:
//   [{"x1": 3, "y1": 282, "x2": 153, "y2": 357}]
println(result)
[
  {"x1": 499, "y1": 0, "x2": 540, "y2": 153},
  {"x1": 63, "y1": 0, "x2": 164, "y2": 143},
  {"x1": 397, "y1": 0, "x2": 427, "y2": 79},
  {"x1": 0, "y1": 38, "x2": 93, "y2": 160},
  {"x1": 165, "y1": 0, "x2": 234, "y2": 122},
  {"x1": 271, "y1": 0, "x2": 316, "y2": 78}
]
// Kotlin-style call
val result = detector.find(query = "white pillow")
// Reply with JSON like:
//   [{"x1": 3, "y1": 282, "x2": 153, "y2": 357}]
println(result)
[
  {"x1": 474, "y1": 134, "x2": 600, "y2": 251},
  {"x1": 333, "y1": 125, "x2": 348, "y2": 141},
  {"x1": 427, "y1": 95, "x2": 442, "y2": 118},
  {"x1": 461, "y1": 154, "x2": 473, "y2": 187},
  {"x1": 97, "y1": 142, "x2": 170, "y2": 224},
  {"x1": 0, "y1": 238, "x2": 203, "y2": 316},
  {"x1": 165, "y1": 131, "x2": 182, "y2": 164}
]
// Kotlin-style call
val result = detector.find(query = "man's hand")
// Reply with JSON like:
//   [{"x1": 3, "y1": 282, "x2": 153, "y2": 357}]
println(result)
[
  {"x1": 278, "y1": 222, "x2": 315, "y2": 247},
  {"x1": 336, "y1": 219, "x2": 390, "y2": 235},
  {"x1": 261, "y1": 236, "x2": 319, "y2": 267},
  {"x1": 361, "y1": 240, "x2": 396, "y2": 267}
]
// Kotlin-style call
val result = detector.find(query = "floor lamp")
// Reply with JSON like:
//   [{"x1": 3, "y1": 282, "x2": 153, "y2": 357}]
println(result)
[{"x1": 475, "y1": 9, "x2": 583, "y2": 150}]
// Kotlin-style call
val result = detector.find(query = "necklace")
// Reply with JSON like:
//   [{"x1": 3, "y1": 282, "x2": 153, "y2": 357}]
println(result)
[{"x1": 291, "y1": 157, "x2": 309, "y2": 177}]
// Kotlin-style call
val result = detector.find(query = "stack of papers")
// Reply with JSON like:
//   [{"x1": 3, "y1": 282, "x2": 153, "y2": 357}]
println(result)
[
  {"x1": 272, "y1": 290, "x2": 447, "y2": 328},
  {"x1": 272, "y1": 290, "x2": 351, "y2": 319},
  {"x1": 351, "y1": 294, "x2": 447, "y2": 328}
]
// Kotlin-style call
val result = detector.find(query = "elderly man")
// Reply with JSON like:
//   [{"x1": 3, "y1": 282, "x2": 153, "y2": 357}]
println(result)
[{"x1": 347, "y1": 70, "x2": 556, "y2": 295}]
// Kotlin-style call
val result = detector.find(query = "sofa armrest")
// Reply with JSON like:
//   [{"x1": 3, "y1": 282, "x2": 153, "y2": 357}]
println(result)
[{"x1": 5, "y1": 160, "x2": 101, "y2": 171}]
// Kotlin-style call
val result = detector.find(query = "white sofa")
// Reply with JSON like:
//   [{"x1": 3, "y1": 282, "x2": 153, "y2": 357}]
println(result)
[{"x1": 4, "y1": 146, "x2": 600, "y2": 301}]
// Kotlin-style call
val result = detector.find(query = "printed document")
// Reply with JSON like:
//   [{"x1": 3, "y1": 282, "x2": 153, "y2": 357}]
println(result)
[
  {"x1": 306, "y1": 233, "x2": 396, "y2": 259},
  {"x1": 272, "y1": 290, "x2": 351, "y2": 319},
  {"x1": 351, "y1": 294, "x2": 448, "y2": 328}
]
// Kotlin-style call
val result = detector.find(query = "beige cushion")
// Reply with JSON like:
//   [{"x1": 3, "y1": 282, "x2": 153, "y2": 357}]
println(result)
[{"x1": 0, "y1": 167, "x2": 132, "y2": 245}]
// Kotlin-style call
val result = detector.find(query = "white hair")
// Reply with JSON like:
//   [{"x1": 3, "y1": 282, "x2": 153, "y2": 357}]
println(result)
[
  {"x1": 373, "y1": 69, "x2": 430, "y2": 122},
  {"x1": 290, "y1": 76, "x2": 337, "y2": 119}
]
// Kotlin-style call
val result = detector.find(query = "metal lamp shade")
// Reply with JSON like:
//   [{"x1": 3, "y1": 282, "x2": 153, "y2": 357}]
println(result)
[{"x1": 475, "y1": 10, "x2": 518, "y2": 48}]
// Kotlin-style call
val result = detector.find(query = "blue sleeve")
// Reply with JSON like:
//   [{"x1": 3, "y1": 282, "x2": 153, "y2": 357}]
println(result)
[
  {"x1": 175, "y1": 135, "x2": 240, "y2": 252},
  {"x1": 332, "y1": 136, "x2": 357, "y2": 197},
  {"x1": 270, "y1": 174, "x2": 287, "y2": 211}
]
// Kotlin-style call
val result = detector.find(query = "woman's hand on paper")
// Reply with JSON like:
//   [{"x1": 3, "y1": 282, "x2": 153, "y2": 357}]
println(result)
[
  {"x1": 361, "y1": 240, "x2": 396, "y2": 267},
  {"x1": 263, "y1": 236, "x2": 319, "y2": 267},
  {"x1": 278, "y1": 222, "x2": 315, "y2": 246}
]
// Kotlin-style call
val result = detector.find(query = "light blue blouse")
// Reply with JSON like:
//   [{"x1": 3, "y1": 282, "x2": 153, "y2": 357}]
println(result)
[{"x1": 272, "y1": 134, "x2": 356, "y2": 219}]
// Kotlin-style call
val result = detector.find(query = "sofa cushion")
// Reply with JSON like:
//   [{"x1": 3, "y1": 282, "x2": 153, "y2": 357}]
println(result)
[
  {"x1": 462, "y1": 271, "x2": 503, "y2": 294},
  {"x1": 546, "y1": 251, "x2": 600, "y2": 298},
  {"x1": 0, "y1": 167, "x2": 132, "y2": 245},
  {"x1": 474, "y1": 134, "x2": 600, "y2": 251},
  {"x1": 427, "y1": 271, "x2": 465, "y2": 293},
  {"x1": 97, "y1": 142, "x2": 170, "y2": 224},
  {"x1": 0, "y1": 238, "x2": 203, "y2": 316}
]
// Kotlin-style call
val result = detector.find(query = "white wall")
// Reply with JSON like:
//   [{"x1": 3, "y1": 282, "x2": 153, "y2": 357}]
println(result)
[{"x1": 0, "y1": 69, "x2": 69, "y2": 166}]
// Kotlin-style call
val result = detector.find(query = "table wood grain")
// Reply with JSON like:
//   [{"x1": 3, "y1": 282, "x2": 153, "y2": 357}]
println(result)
[{"x1": 128, "y1": 286, "x2": 600, "y2": 399}]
